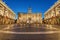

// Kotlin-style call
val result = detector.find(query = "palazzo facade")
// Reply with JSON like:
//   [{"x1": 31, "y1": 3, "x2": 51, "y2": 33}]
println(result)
[
  {"x1": 0, "y1": 0, "x2": 16, "y2": 24},
  {"x1": 17, "y1": 8, "x2": 42, "y2": 24},
  {"x1": 44, "y1": 0, "x2": 60, "y2": 25}
]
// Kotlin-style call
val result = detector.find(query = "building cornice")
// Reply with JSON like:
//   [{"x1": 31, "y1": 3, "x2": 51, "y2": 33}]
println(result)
[
  {"x1": 0, "y1": 1, "x2": 16, "y2": 16},
  {"x1": 45, "y1": 0, "x2": 60, "y2": 15}
]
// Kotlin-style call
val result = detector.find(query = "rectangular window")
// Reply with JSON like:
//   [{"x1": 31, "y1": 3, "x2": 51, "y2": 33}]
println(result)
[{"x1": 59, "y1": 11, "x2": 60, "y2": 13}]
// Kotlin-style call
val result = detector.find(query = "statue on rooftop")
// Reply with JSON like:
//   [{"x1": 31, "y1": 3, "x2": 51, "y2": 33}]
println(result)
[{"x1": 58, "y1": 0, "x2": 60, "y2": 1}]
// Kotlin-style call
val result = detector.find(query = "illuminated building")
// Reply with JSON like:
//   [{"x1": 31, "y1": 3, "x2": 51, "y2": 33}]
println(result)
[
  {"x1": 17, "y1": 8, "x2": 42, "y2": 24},
  {"x1": 44, "y1": 0, "x2": 60, "y2": 24},
  {"x1": 0, "y1": 0, "x2": 16, "y2": 24}
]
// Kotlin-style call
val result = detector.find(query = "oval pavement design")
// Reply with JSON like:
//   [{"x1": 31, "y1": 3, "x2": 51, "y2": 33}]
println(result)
[{"x1": 0, "y1": 30, "x2": 60, "y2": 34}]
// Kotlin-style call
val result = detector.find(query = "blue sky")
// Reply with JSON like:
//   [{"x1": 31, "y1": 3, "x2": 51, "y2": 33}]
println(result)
[{"x1": 3, "y1": 0, "x2": 57, "y2": 18}]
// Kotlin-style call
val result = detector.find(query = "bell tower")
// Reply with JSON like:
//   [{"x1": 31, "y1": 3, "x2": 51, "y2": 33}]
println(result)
[{"x1": 28, "y1": 8, "x2": 32, "y2": 14}]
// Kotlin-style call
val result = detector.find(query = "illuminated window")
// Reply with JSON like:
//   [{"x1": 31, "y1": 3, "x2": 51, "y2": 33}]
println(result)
[{"x1": 0, "y1": 10, "x2": 3, "y2": 15}]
